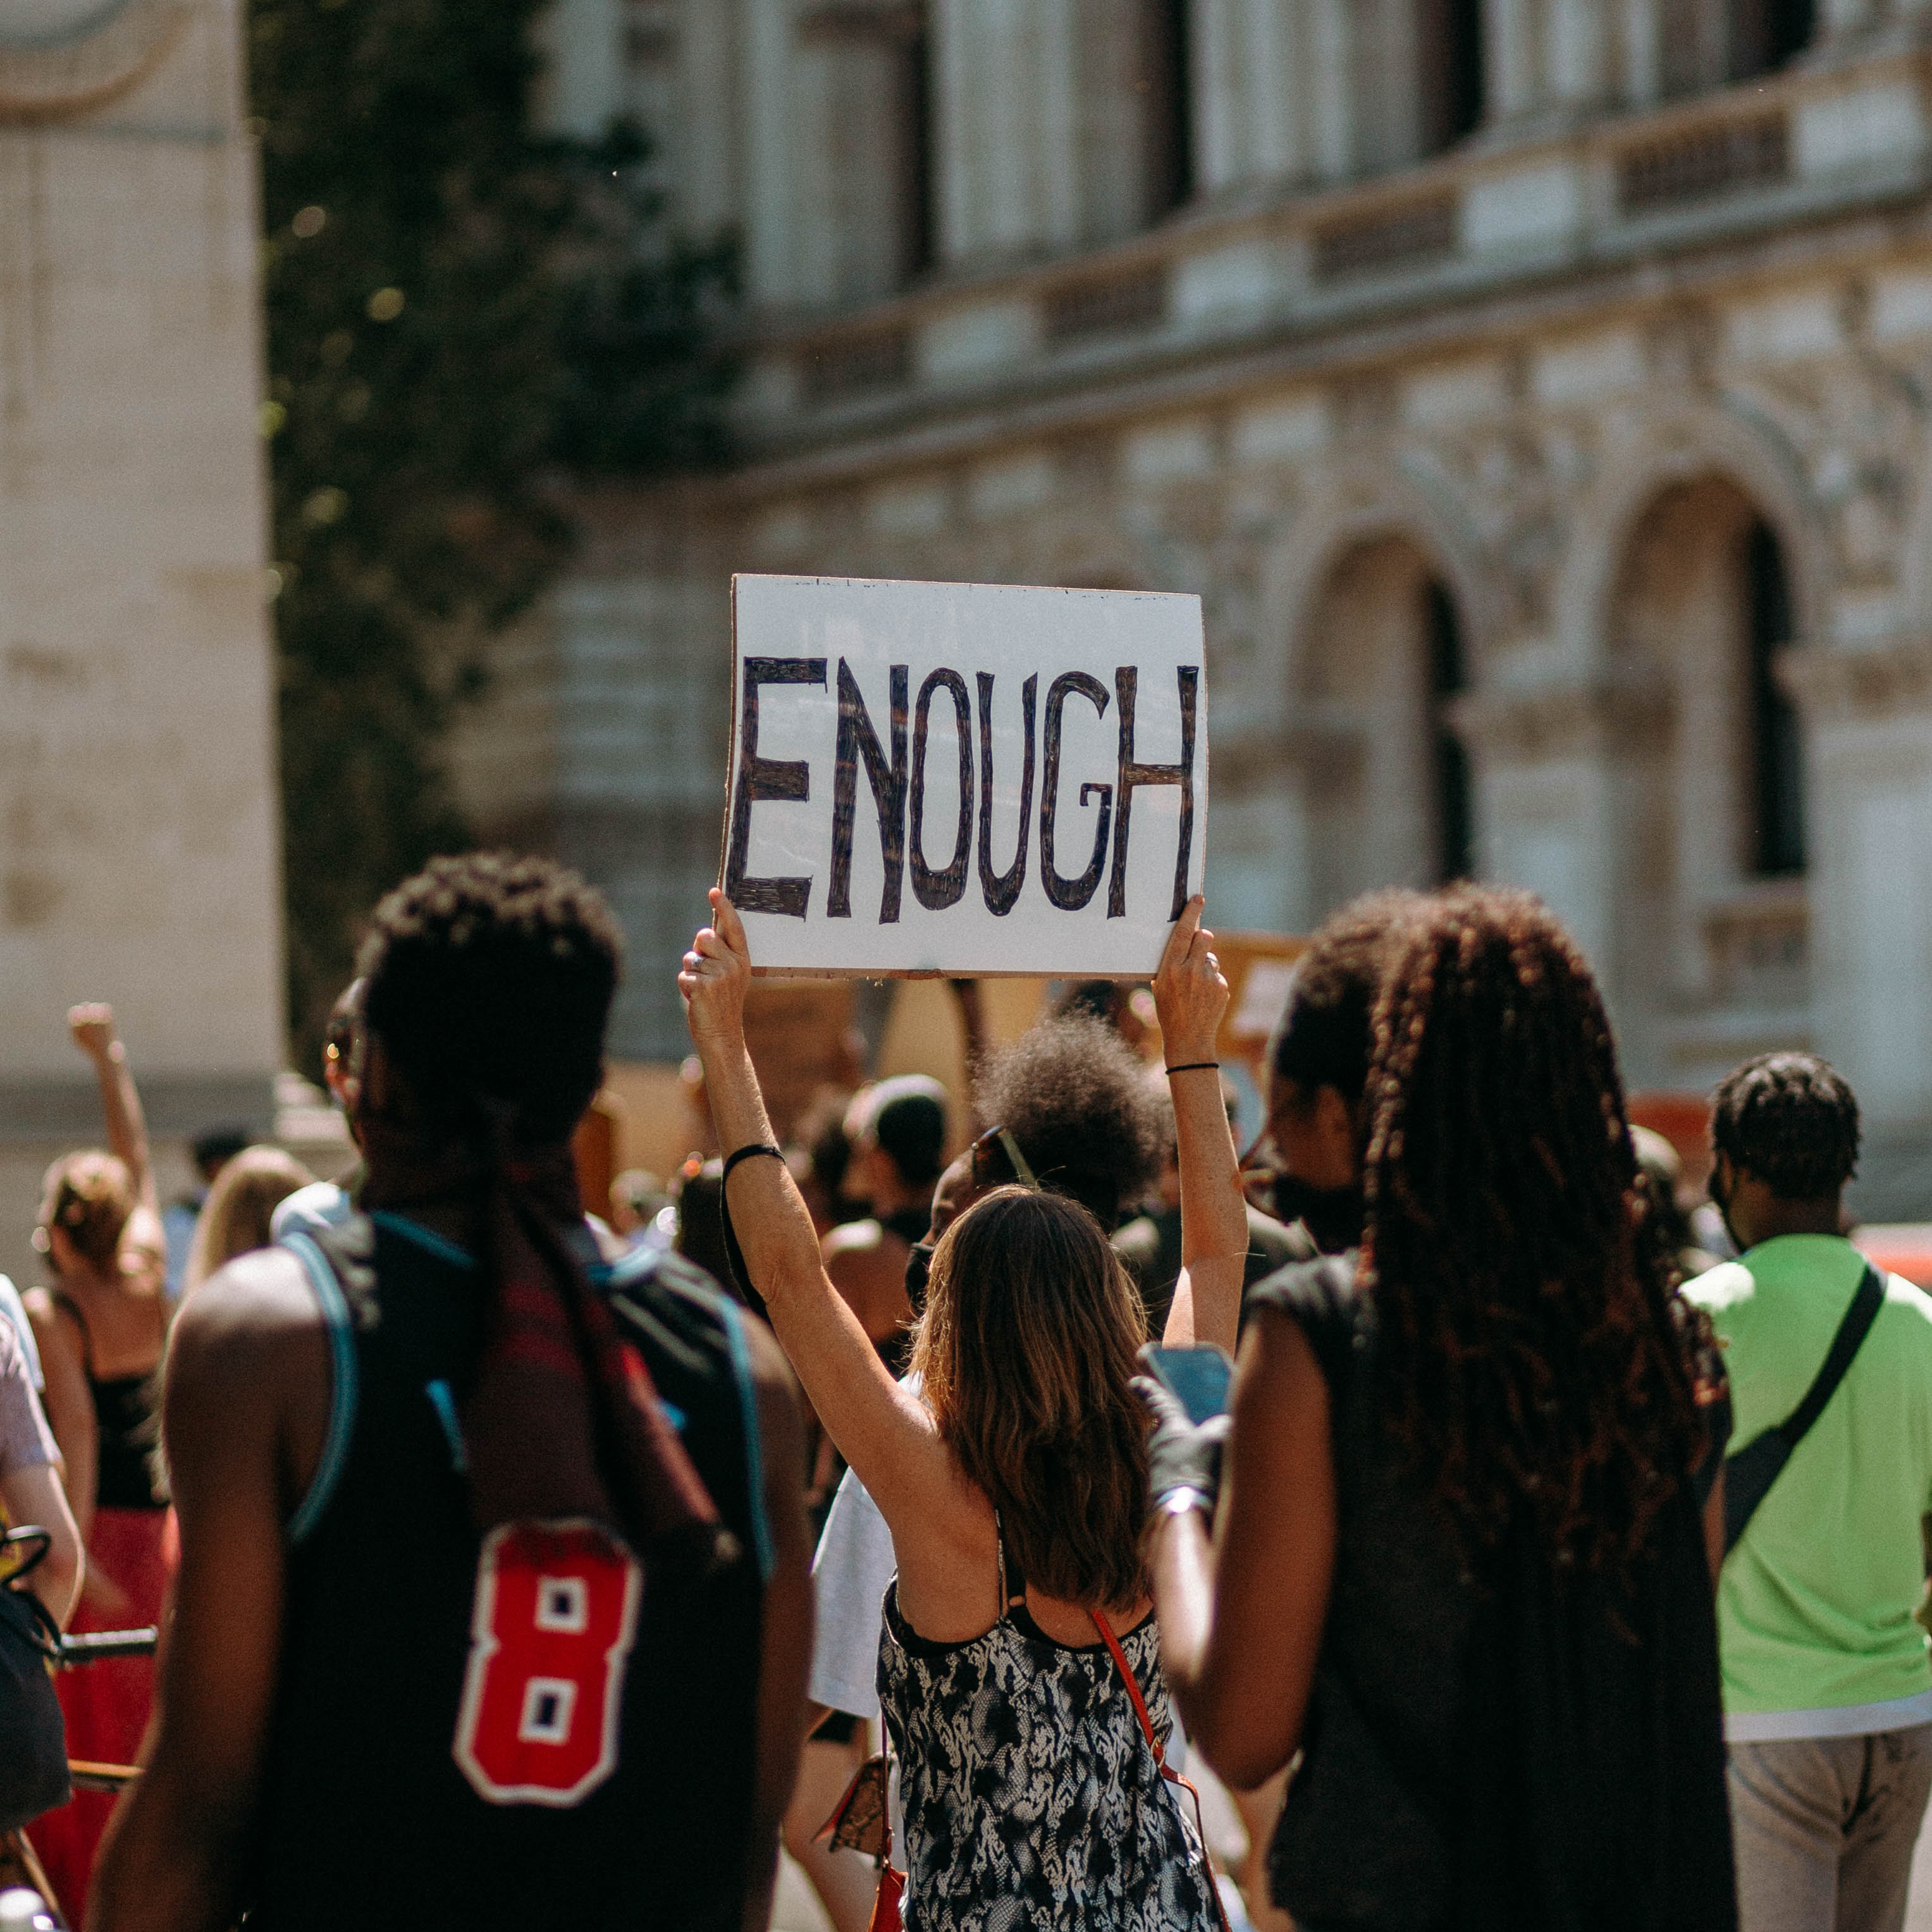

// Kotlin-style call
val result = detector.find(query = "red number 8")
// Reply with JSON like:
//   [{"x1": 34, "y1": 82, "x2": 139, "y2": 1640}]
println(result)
[{"x1": 453, "y1": 1519, "x2": 643, "y2": 1807}]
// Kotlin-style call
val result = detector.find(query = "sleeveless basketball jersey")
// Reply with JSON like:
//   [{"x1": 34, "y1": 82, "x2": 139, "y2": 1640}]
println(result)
[{"x1": 242, "y1": 1215, "x2": 772, "y2": 1932}]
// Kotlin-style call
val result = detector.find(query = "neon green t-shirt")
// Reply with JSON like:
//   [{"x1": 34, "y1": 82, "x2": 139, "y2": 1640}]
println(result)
[{"x1": 1685, "y1": 1234, "x2": 1932, "y2": 1718}]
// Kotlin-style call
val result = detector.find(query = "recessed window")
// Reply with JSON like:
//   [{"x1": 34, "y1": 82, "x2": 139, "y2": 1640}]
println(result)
[
  {"x1": 1427, "y1": 581, "x2": 1473, "y2": 884},
  {"x1": 1745, "y1": 518, "x2": 1806, "y2": 877},
  {"x1": 1140, "y1": 0, "x2": 1194, "y2": 221},
  {"x1": 1417, "y1": 0, "x2": 1485, "y2": 157},
  {"x1": 1730, "y1": 0, "x2": 1814, "y2": 82}
]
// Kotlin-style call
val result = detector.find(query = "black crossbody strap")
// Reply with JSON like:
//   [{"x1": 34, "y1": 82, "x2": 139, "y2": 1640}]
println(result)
[{"x1": 1723, "y1": 1260, "x2": 1885, "y2": 1557}]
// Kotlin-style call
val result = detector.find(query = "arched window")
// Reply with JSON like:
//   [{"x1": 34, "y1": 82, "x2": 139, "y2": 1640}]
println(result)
[
  {"x1": 1746, "y1": 518, "x2": 1806, "y2": 876},
  {"x1": 1427, "y1": 581, "x2": 1474, "y2": 883},
  {"x1": 1417, "y1": 0, "x2": 1484, "y2": 157}
]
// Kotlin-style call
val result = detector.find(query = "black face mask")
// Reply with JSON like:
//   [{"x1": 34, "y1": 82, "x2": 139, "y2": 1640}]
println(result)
[
  {"x1": 1270, "y1": 1173, "x2": 1363, "y2": 1255},
  {"x1": 1707, "y1": 1164, "x2": 1741, "y2": 1255},
  {"x1": 904, "y1": 1241, "x2": 935, "y2": 1316}
]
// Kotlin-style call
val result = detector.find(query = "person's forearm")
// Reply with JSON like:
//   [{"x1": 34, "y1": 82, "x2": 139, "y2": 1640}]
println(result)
[
  {"x1": 1169, "y1": 1065, "x2": 1247, "y2": 1350},
  {"x1": 1147, "y1": 1508, "x2": 1215, "y2": 1712},
  {"x1": 698, "y1": 1035, "x2": 832, "y2": 1308},
  {"x1": 1171, "y1": 1068, "x2": 1246, "y2": 1271},
  {"x1": 90, "y1": 1775, "x2": 248, "y2": 1932},
  {"x1": 91, "y1": 1042, "x2": 156, "y2": 1212}
]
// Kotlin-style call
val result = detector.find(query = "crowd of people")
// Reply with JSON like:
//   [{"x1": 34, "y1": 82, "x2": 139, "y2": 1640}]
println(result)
[{"x1": 0, "y1": 849, "x2": 1929, "y2": 1932}]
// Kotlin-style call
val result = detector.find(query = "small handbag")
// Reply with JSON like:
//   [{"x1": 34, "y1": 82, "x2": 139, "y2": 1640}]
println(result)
[
  {"x1": 0, "y1": 1530, "x2": 71, "y2": 1837},
  {"x1": 1090, "y1": 1607, "x2": 1234, "y2": 1932},
  {"x1": 816, "y1": 1742, "x2": 903, "y2": 1932}
]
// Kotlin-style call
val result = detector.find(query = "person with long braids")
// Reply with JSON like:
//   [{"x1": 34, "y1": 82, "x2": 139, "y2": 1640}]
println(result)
[
  {"x1": 1144, "y1": 883, "x2": 1737, "y2": 1932},
  {"x1": 92, "y1": 856, "x2": 812, "y2": 1932}
]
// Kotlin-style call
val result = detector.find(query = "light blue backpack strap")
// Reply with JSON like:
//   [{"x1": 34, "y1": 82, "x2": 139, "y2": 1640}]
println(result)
[
  {"x1": 714, "y1": 1296, "x2": 775, "y2": 1585},
  {"x1": 281, "y1": 1229, "x2": 359, "y2": 1547}
]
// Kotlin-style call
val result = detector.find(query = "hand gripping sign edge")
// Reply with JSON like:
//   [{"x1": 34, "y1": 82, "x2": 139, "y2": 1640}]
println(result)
[{"x1": 452, "y1": 1517, "x2": 644, "y2": 1808}]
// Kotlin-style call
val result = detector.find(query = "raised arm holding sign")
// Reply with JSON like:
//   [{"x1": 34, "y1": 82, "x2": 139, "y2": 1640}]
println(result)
[{"x1": 722, "y1": 575, "x2": 1208, "y2": 977}]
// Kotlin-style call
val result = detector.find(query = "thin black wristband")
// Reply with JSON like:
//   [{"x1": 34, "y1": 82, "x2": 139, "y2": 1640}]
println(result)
[
  {"x1": 1164, "y1": 1061, "x2": 1220, "y2": 1076},
  {"x1": 722, "y1": 1141, "x2": 785, "y2": 1183}
]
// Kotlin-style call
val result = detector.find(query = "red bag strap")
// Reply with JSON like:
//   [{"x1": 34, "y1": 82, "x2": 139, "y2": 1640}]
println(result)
[
  {"x1": 1089, "y1": 1606, "x2": 1167, "y2": 1765},
  {"x1": 1090, "y1": 1607, "x2": 1235, "y2": 1932}
]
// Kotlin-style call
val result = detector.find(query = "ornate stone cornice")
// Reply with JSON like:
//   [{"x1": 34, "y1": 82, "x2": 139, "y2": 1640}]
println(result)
[
  {"x1": 1444, "y1": 677, "x2": 1671, "y2": 765},
  {"x1": 1776, "y1": 642, "x2": 1932, "y2": 723}
]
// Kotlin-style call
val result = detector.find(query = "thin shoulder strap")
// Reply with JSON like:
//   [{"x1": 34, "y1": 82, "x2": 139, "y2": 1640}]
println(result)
[
  {"x1": 994, "y1": 1510, "x2": 1026, "y2": 1616},
  {"x1": 1089, "y1": 1608, "x2": 1164, "y2": 1763},
  {"x1": 51, "y1": 1291, "x2": 95, "y2": 1378}
]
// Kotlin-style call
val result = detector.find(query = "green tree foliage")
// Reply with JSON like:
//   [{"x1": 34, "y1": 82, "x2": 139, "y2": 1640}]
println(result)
[{"x1": 252, "y1": 0, "x2": 730, "y2": 1065}]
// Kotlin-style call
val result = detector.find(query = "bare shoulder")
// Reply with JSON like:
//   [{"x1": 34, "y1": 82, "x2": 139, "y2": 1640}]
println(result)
[
  {"x1": 1234, "y1": 1301, "x2": 1327, "y2": 1410},
  {"x1": 166, "y1": 1248, "x2": 327, "y2": 1392},
  {"x1": 22, "y1": 1285, "x2": 80, "y2": 1359}
]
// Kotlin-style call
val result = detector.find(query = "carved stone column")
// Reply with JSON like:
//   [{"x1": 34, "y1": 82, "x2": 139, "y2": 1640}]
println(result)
[
  {"x1": 677, "y1": 0, "x2": 744, "y2": 238},
  {"x1": 1305, "y1": 0, "x2": 1354, "y2": 182},
  {"x1": 1483, "y1": 0, "x2": 1542, "y2": 123},
  {"x1": 1207, "y1": 725, "x2": 1350, "y2": 935},
  {"x1": 1190, "y1": 0, "x2": 1305, "y2": 192},
  {"x1": 744, "y1": 0, "x2": 799, "y2": 303},
  {"x1": 1780, "y1": 643, "x2": 1932, "y2": 1193},
  {"x1": 1447, "y1": 679, "x2": 1673, "y2": 1064},
  {"x1": 932, "y1": 0, "x2": 1079, "y2": 260},
  {"x1": 1544, "y1": 0, "x2": 1611, "y2": 108}
]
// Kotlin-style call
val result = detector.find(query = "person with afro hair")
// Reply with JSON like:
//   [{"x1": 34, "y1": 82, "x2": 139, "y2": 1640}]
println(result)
[{"x1": 1686, "y1": 1051, "x2": 1932, "y2": 1932}]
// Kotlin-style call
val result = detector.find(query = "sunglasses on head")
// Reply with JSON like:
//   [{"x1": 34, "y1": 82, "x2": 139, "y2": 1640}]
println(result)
[{"x1": 970, "y1": 1123, "x2": 1041, "y2": 1192}]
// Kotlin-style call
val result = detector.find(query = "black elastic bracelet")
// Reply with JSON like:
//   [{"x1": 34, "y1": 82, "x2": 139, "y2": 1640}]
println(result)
[
  {"x1": 1164, "y1": 1061, "x2": 1220, "y2": 1076},
  {"x1": 723, "y1": 1141, "x2": 785, "y2": 1183}
]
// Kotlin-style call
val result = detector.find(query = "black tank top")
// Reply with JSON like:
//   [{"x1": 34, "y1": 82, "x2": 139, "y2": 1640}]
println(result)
[
  {"x1": 52, "y1": 1292, "x2": 164, "y2": 1512},
  {"x1": 243, "y1": 1215, "x2": 773, "y2": 1932},
  {"x1": 1249, "y1": 1257, "x2": 1734, "y2": 1932}
]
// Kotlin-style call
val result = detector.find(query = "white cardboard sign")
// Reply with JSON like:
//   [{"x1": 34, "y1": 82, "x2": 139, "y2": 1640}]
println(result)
[{"x1": 722, "y1": 574, "x2": 1208, "y2": 976}]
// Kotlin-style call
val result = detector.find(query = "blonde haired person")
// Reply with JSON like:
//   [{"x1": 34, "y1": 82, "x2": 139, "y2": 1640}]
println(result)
[
  {"x1": 182, "y1": 1147, "x2": 316, "y2": 1296},
  {"x1": 23, "y1": 1006, "x2": 175, "y2": 1923},
  {"x1": 682, "y1": 891, "x2": 1247, "y2": 1932}
]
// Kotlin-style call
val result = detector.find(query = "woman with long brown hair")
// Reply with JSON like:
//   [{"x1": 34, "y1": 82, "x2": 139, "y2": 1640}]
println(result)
[
  {"x1": 682, "y1": 890, "x2": 1247, "y2": 1931},
  {"x1": 1146, "y1": 884, "x2": 1736, "y2": 1931}
]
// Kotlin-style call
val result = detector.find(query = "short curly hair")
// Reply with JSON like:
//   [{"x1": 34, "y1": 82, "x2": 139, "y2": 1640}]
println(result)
[
  {"x1": 358, "y1": 852, "x2": 622, "y2": 1143},
  {"x1": 1711, "y1": 1052, "x2": 1860, "y2": 1201},
  {"x1": 1271, "y1": 889, "x2": 1429, "y2": 1105},
  {"x1": 975, "y1": 1012, "x2": 1162, "y2": 1231}
]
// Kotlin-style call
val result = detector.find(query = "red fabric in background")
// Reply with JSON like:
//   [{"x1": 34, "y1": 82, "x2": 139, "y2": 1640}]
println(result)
[{"x1": 30, "y1": 1505, "x2": 176, "y2": 1927}]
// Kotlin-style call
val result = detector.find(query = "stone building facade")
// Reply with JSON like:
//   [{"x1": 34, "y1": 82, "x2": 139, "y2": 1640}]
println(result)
[
  {"x1": 482, "y1": 0, "x2": 1932, "y2": 1213},
  {"x1": 0, "y1": 0, "x2": 283, "y2": 1249}
]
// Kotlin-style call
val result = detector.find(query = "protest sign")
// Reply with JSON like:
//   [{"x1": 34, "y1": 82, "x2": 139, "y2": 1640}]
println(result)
[{"x1": 722, "y1": 574, "x2": 1208, "y2": 976}]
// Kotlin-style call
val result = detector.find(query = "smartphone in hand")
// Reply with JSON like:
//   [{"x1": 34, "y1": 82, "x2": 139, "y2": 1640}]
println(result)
[{"x1": 1138, "y1": 1343, "x2": 1234, "y2": 1425}]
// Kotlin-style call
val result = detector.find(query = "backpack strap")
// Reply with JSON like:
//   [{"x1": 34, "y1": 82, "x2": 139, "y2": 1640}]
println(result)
[{"x1": 1723, "y1": 1260, "x2": 1885, "y2": 1557}]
